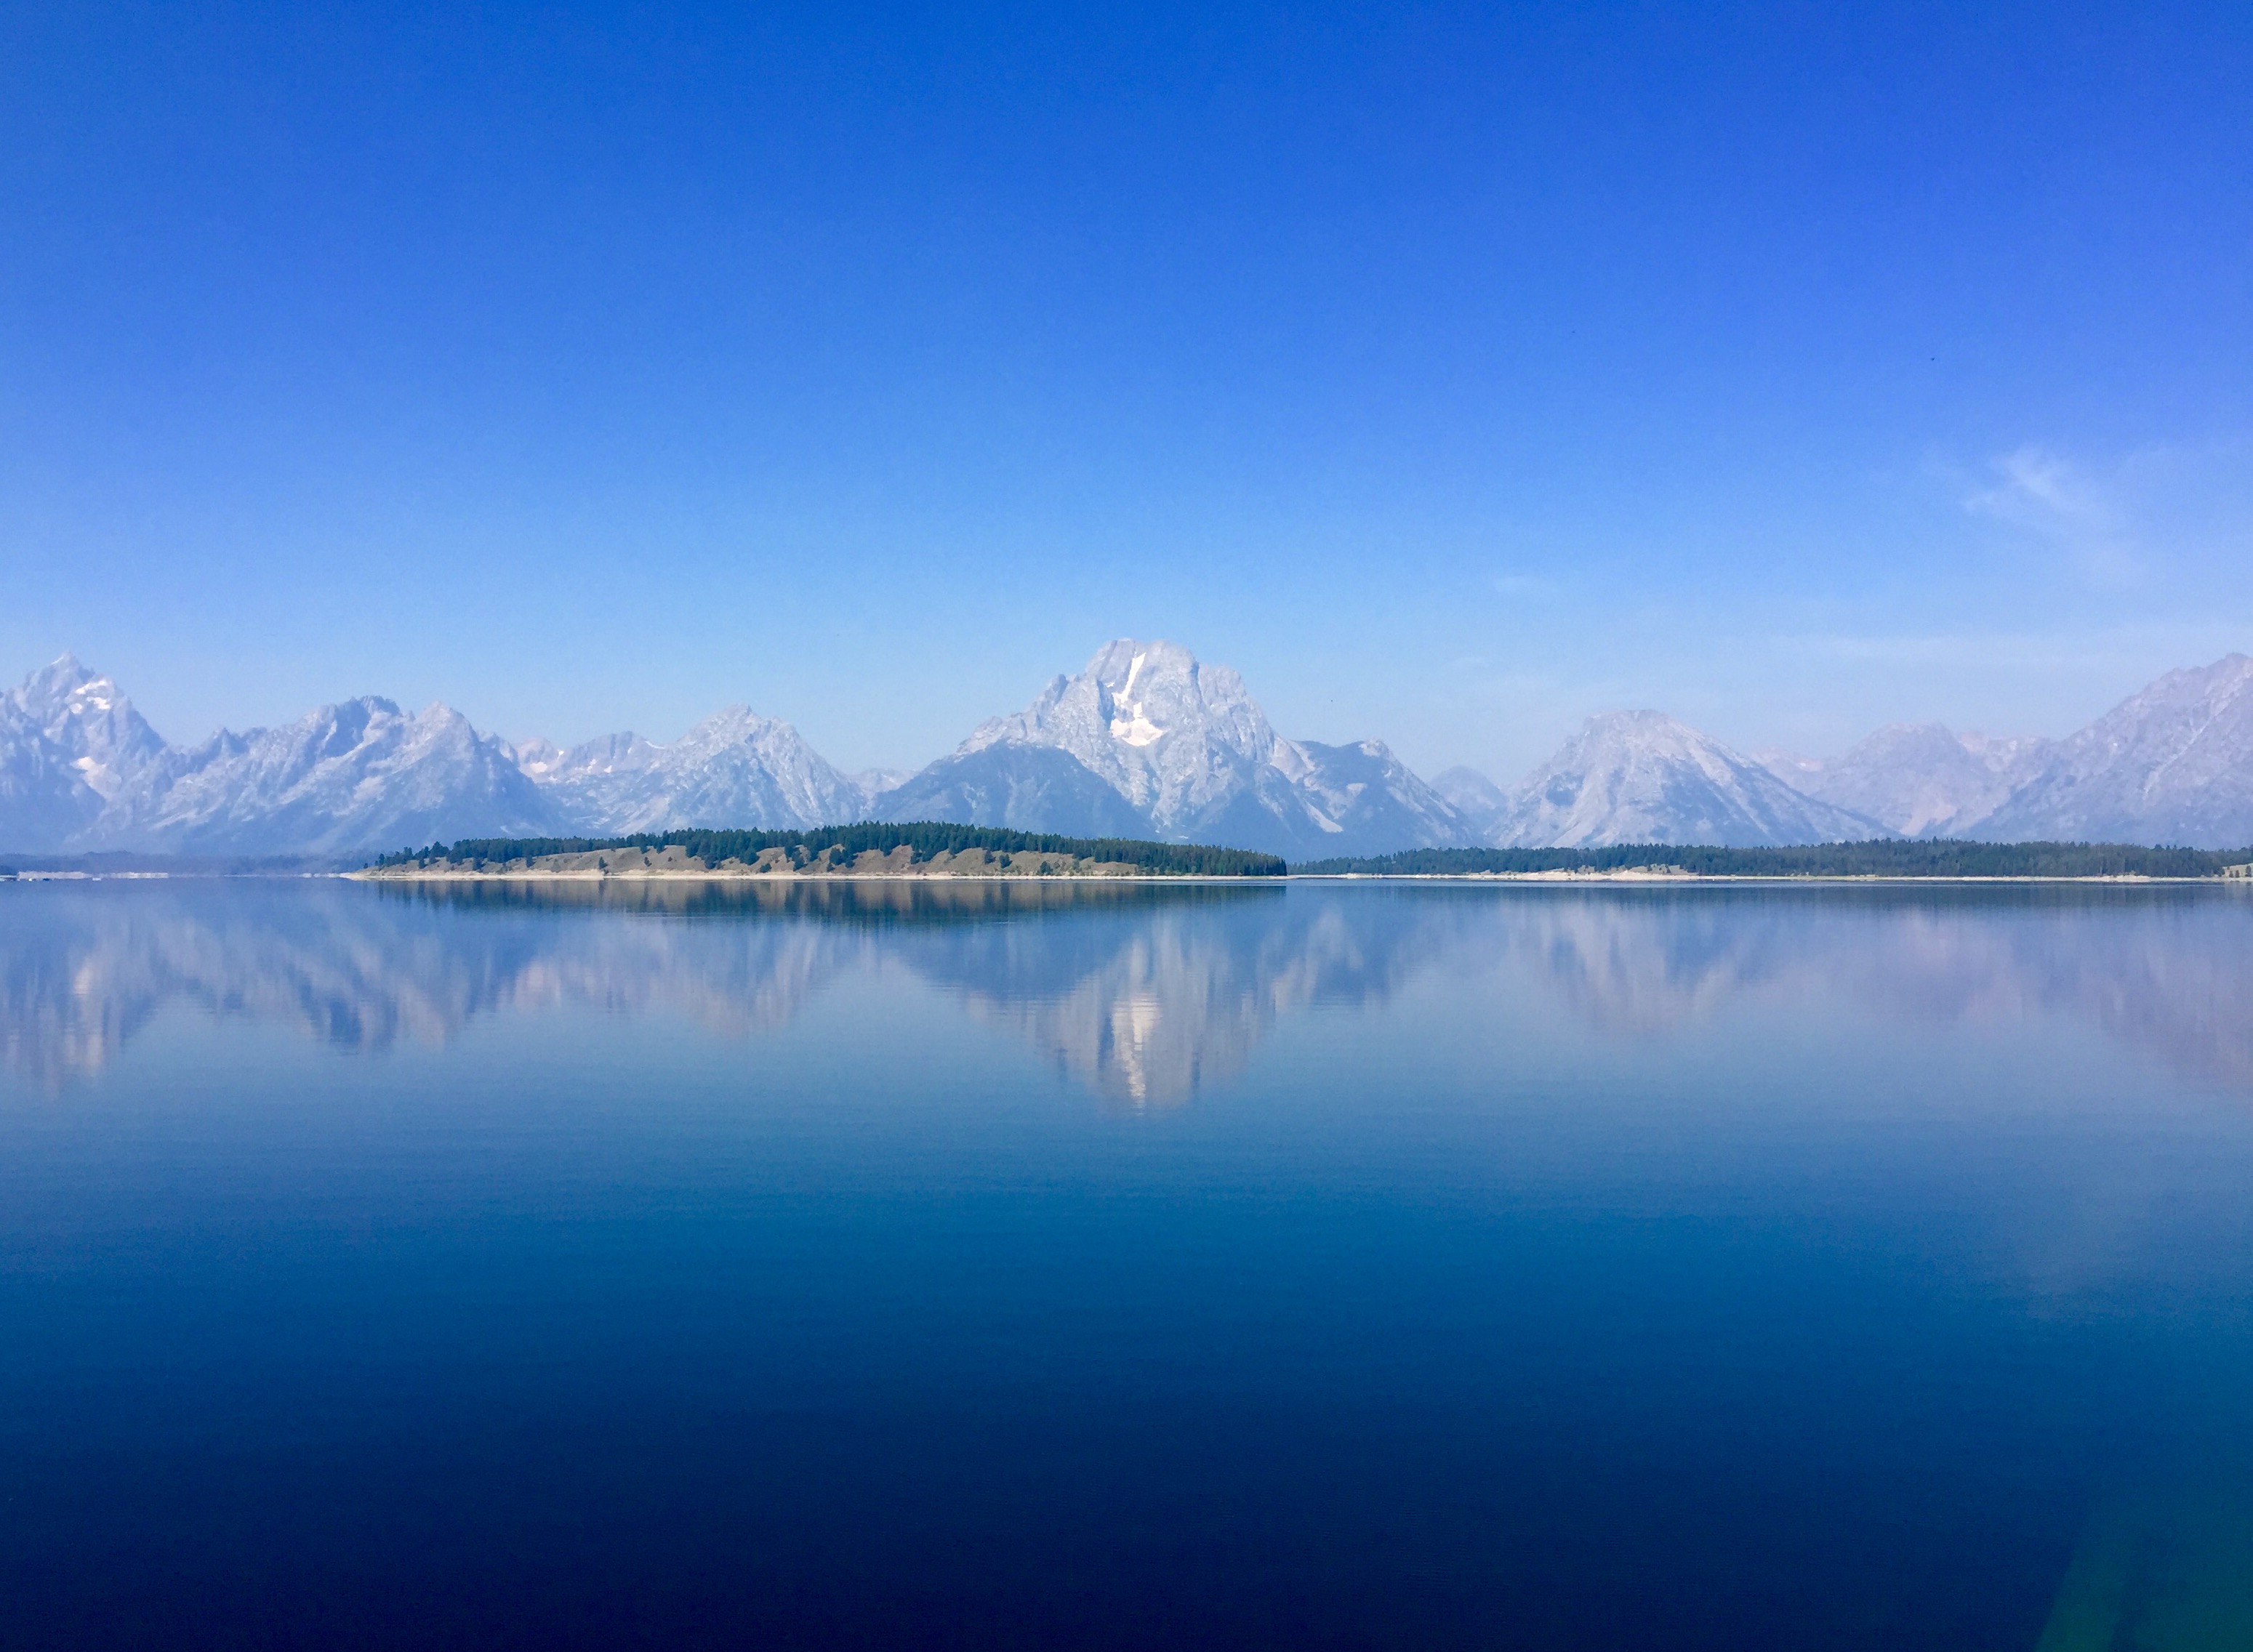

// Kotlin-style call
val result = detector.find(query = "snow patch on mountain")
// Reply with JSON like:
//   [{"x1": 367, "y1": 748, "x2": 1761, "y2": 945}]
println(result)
[{"x1": 507, "y1": 736, "x2": 567, "y2": 781}]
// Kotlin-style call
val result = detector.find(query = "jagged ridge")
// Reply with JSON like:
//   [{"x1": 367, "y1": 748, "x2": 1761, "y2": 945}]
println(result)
[{"x1": 9, "y1": 646, "x2": 2253, "y2": 856}]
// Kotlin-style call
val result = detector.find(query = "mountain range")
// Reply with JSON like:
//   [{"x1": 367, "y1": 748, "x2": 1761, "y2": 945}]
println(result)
[
  {"x1": 1751, "y1": 655, "x2": 2253, "y2": 847},
  {"x1": 4, "y1": 644, "x2": 2250, "y2": 858}
]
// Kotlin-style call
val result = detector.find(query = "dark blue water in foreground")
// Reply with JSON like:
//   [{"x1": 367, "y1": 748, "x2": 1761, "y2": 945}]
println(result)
[{"x1": 4, "y1": 879, "x2": 2252, "y2": 1650}]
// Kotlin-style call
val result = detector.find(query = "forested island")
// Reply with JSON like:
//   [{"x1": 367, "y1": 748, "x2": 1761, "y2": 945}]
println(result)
[{"x1": 359, "y1": 824, "x2": 1287, "y2": 880}]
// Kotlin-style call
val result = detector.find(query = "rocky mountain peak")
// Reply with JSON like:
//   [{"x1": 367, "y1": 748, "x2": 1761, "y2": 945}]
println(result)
[
  {"x1": 14, "y1": 652, "x2": 95, "y2": 707},
  {"x1": 5, "y1": 654, "x2": 170, "y2": 807},
  {"x1": 522, "y1": 704, "x2": 864, "y2": 834},
  {"x1": 675, "y1": 704, "x2": 792, "y2": 752},
  {"x1": 962, "y1": 639, "x2": 1282, "y2": 824},
  {"x1": 1494, "y1": 709, "x2": 1881, "y2": 847},
  {"x1": 1086, "y1": 639, "x2": 1269, "y2": 752},
  {"x1": 886, "y1": 639, "x2": 1470, "y2": 855}
]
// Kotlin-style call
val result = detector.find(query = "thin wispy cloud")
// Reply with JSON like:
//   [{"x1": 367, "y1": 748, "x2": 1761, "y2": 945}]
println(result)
[
  {"x1": 1963, "y1": 444, "x2": 2142, "y2": 586},
  {"x1": 1963, "y1": 446, "x2": 2111, "y2": 529},
  {"x1": 1953, "y1": 433, "x2": 2253, "y2": 596}
]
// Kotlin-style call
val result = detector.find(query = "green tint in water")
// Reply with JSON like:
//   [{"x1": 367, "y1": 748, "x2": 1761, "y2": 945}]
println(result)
[{"x1": 2041, "y1": 1488, "x2": 2253, "y2": 1652}]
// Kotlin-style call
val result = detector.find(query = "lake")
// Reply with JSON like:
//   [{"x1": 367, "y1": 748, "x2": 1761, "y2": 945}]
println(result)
[{"x1": 4, "y1": 878, "x2": 2251, "y2": 1649}]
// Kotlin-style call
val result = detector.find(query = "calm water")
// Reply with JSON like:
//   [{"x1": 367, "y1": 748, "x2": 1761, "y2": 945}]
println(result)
[{"x1": 4, "y1": 878, "x2": 2252, "y2": 1650}]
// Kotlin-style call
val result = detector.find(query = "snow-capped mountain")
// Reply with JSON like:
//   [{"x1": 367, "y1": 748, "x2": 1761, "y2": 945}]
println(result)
[
  {"x1": 10, "y1": 654, "x2": 172, "y2": 802},
  {"x1": 1758, "y1": 724, "x2": 2050, "y2": 838},
  {"x1": 952, "y1": 641, "x2": 1282, "y2": 828},
  {"x1": 89, "y1": 696, "x2": 560, "y2": 856},
  {"x1": 518, "y1": 706, "x2": 867, "y2": 835},
  {"x1": 1492, "y1": 711, "x2": 1884, "y2": 848},
  {"x1": 875, "y1": 640, "x2": 1477, "y2": 857},
  {"x1": 1969, "y1": 654, "x2": 2253, "y2": 847},
  {"x1": 0, "y1": 656, "x2": 172, "y2": 848}
]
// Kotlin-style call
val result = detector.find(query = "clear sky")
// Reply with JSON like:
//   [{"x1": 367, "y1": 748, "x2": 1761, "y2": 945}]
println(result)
[{"x1": 4, "y1": 2, "x2": 2249, "y2": 780}]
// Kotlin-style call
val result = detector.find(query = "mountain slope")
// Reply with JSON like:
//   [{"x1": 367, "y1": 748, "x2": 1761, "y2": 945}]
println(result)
[
  {"x1": 1972, "y1": 654, "x2": 2253, "y2": 846},
  {"x1": 1431, "y1": 765, "x2": 1507, "y2": 837},
  {"x1": 873, "y1": 743, "x2": 1149, "y2": 836},
  {"x1": 1493, "y1": 711, "x2": 1884, "y2": 847},
  {"x1": 0, "y1": 700, "x2": 100, "y2": 850},
  {"x1": 1759, "y1": 723, "x2": 2048, "y2": 837},
  {"x1": 1269, "y1": 738, "x2": 1474, "y2": 858},
  {"x1": 530, "y1": 707, "x2": 865, "y2": 834}
]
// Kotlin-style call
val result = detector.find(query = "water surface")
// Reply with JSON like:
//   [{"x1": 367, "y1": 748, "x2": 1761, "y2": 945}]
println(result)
[{"x1": 4, "y1": 879, "x2": 2251, "y2": 1648}]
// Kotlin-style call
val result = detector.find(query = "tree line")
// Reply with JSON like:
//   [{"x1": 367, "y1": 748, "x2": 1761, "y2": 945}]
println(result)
[{"x1": 1291, "y1": 841, "x2": 2253, "y2": 878}]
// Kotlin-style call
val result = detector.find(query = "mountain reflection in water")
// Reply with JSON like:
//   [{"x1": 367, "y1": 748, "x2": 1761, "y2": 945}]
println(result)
[
  {"x1": 3, "y1": 879, "x2": 2251, "y2": 1105},
  {"x1": 7, "y1": 877, "x2": 2253, "y2": 1651}
]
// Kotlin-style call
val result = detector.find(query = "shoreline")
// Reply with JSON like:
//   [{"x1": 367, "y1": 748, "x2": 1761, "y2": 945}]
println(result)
[
  {"x1": 348, "y1": 869, "x2": 1237, "y2": 884},
  {"x1": 340, "y1": 868, "x2": 2242, "y2": 886},
  {"x1": 8, "y1": 866, "x2": 2245, "y2": 887},
  {"x1": 1293, "y1": 871, "x2": 2238, "y2": 885}
]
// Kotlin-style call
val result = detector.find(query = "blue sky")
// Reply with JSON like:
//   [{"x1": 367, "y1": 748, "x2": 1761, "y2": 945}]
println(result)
[{"x1": 4, "y1": 2, "x2": 2249, "y2": 779}]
